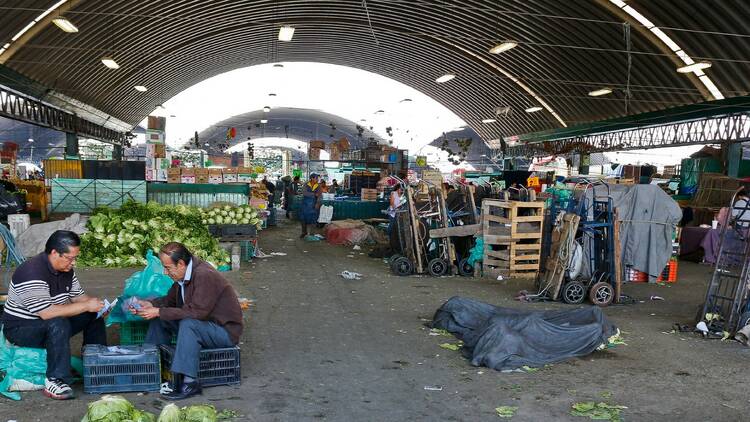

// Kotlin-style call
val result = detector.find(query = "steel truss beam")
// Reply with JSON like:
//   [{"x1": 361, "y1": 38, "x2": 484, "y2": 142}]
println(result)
[
  {"x1": 0, "y1": 85, "x2": 128, "y2": 145},
  {"x1": 506, "y1": 112, "x2": 750, "y2": 158}
]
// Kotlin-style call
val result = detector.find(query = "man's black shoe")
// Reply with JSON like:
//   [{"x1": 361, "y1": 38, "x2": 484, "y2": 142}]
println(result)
[{"x1": 163, "y1": 379, "x2": 202, "y2": 400}]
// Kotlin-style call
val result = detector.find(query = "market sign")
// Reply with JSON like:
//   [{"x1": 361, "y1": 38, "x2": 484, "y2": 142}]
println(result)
[{"x1": 416, "y1": 156, "x2": 427, "y2": 167}]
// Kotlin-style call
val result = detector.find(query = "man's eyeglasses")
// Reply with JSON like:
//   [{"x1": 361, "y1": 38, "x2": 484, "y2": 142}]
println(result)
[{"x1": 59, "y1": 254, "x2": 78, "y2": 263}]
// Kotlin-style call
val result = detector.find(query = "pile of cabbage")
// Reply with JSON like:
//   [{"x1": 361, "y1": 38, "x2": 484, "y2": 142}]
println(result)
[
  {"x1": 201, "y1": 204, "x2": 261, "y2": 227},
  {"x1": 81, "y1": 396, "x2": 232, "y2": 421},
  {"x1": 79, "y1": 200, "x2": 229, "y2": 268}
]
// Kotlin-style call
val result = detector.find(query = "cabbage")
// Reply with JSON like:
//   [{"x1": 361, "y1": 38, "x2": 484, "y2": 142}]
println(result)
[
  {"x1": 83, "y1": 395, "x2": 135, "y2": 422},
  {"x1": 183, "y1": 404, "x2": 217, "y2": 422},
  {"x1": 207, "y1": 218, "x2": 215, "y2": 225},
  {"x1": 215, "y1": 216, "x2": 224, "y2": 224},
  {"x1": 156, "y1": 404, "x2": 181, "y2": 422}
]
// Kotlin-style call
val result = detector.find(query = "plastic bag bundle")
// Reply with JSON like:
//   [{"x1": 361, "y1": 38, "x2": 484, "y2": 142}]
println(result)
[{"x1": 106, "y1": 250, "x2": 173, "y2": 326}]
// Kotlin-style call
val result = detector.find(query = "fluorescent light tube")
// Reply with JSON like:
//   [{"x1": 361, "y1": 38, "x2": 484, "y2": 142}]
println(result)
[
  {"x1": 134, "y1": 86, "x2": 148, "y2": 92},
  {"x1": 489, "y1": 41, "x2": 518, "y2": 54},
  {"x1": 52, "y1": 17, "x2": 78, "y2": 33},
  {"x1": 481, "y1": 118, "x2": 497, "y2": 123},
  {"x1": 525, "y1": 106, "x2": 543, "y2": 113},
  {"x1": 101, "y1": 57, "x2": 120, "y2": 69},
  {"x1": 263, "y1": 106, "x2": 271, "y2": 113},
  {"x1": 677, "y1": 62, "x2": 712, "y2": 73},
  {"x1": 435, "y1": 73, "x2": 455, "y2": 83},
  {"x1": 588, "y1": 88, "x2": 613, "y2": 97},
  {"x1": 260, "y1": 119, "x2": 268, "y2": 124},
  {"x1": 278, "y1": 26, "x2": 295, "y2": 42}
]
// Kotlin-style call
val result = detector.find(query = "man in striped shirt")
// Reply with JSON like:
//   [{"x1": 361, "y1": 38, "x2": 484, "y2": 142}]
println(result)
[{"x1": 1, "y1": 230, "x2": 106, "y2": 400}]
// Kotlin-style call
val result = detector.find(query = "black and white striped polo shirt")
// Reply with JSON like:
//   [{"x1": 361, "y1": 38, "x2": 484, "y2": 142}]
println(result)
[{"x1": 1, "y1": 252, "x2": 84, "y2": 323}]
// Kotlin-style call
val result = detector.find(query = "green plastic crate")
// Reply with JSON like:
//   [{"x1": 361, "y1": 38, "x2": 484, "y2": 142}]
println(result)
[
  {"x1": 240, "y1": 239, "x2": 256, "y2": 261},
  {"x1": 119, "y1": 322, "x2": 175, "y2": 345}
]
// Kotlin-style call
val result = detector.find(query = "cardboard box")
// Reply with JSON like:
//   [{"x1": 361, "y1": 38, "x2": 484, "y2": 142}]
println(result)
[
  {"x1": 361, "y1": 188, "x2": 378, "y2": 201},
  {"x1": 195, "y1": 168, "x2": 209, "y2": 176},
  {"x1": 153, "y1": 144, "x2": 166, "y2": 158},
  {"x1": 181, "y1": 168, "x2": 195, "y2": 177},
  {"x1": 145, "y1": 158, "x2": 154, "y2": 169},
  {"x1": 309, "y1": 148, "x2": 322, "y2": 160},
  {"x1": 208, "y1": 168, "x2": 223, "y2": 176},
  {"x1": 223, "y1": 167, "x2": 238, "y2": 174},
  {"x1": 309, "y1": 140, "x2": 326, "y2": 149},
  {"x1": 180, "y1": 176, "x2": 195, "y2": 184},
  {"x1": 167, "y1": 167, "x2": 181, "y2": 176},
  {"x1": 168, "y1": 174, "x2": 181, "y2": 184},
  {"x1": 338, "y1": 138, "x2": 350, "y2": 151},
  {"x1": 155, "y1": 169, "x2": 167, "y2": 182},
  {"x1": 208, "y1": 175, "x2": 223, "y2": 184},
  {"x1": 156, "y1": 158, "x2": 169, "y2": 170},
  {"x1": 237, "y1": 173, "x2": 254, "y2": 183},
  {"x1": 145, "y1": 169, "x2": 155, "y2": 181},
  {"x1": 196, "y1": 175, "x2": 209, "y2": 184}
]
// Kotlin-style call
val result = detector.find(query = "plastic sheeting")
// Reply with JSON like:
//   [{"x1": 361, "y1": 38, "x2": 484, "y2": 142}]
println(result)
[
  {"x1": 16, "y1": 213, "x2": 88, "y2": 258},
  {"x1": 106, "y1": 250, "x2": 173, "y2": 326},
  {"x1": 432, "y1": 297, "x2": 617, "y2": 371},
  {"x1": 325, "y1": 219, "x2": 387, "y2": 246}
]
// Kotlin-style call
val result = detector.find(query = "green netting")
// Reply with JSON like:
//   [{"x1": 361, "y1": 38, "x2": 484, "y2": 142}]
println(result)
[{"x1": 147, "y1": 182, "x2": 249, "y2": 195}]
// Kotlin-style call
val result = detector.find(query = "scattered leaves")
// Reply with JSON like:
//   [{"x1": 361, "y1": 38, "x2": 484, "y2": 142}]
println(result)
[
  {"x1": 495, "y1": 406, "x2": 518, "y2": 418},
  {"x1": 439, "y1": 342, "x2": 462, "y2": 351},
  {"x1": 521, "y1": 365, "x2": 539, "y2": 373},
  {"x1": 571, "y1": 402, "x2": 627, "y2": 421},
  {"x1": 429, "y1": 328, "x2": 453, "y2": 337}
]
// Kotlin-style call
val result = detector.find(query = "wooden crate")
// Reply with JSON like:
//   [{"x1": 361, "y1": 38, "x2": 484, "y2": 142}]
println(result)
[{"x1": 482, "y1": 199, "x2": 545, "y2": 279}]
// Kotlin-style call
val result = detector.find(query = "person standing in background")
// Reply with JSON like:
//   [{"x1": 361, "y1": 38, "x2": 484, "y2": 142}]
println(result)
[{"x1": 300, "y1": 173, "x2": 321, "y2": 238}]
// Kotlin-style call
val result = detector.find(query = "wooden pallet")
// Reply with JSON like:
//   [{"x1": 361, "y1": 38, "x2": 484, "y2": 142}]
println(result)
[{"x1": 481, "y1": 199, "x2": 545, "y2": 278}]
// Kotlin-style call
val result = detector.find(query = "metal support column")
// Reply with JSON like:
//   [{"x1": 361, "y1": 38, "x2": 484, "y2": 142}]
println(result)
[
  {"x1": 112, "y1": 144, "x2": 122, "y2": 160},
  {"x1": 65, "y1": 132, "x2": 79, "y2": 157}
]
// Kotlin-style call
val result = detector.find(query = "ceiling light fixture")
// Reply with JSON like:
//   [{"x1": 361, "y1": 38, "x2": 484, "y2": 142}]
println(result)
[
  {"x1": 278, "y1": 26, "x2": 295, "y2": 42},
  {"x1": 435, "y1": 73, "x2": 455, "y2": 83},
  {"x1": 268, "y1": 93, "x2": 277, "y2": 96},
  {"x1": 52, "y1": 17, "x2": 78, "y2": 33},
  {"x1": 489, "y1": 41, "x2": 518, "y2": 54},
  {"x1": 525, "y1": 106, "x2": 543, "y2": 113},
  {"x1": 677, "y1": 62, "x2": 712, "y2": 73},
  {"x1": 263, "y1": 106, "x2": 271, "y2": 113},
  {"x1": 400, "y1": 98, "x2": 412, "y2": 103},
  {"x1": 273, "y1": 63, "x2": 284, "y2": 68},
  {"x1": 134, "y1": 85, "x2": 148, "y2": 92},
  {"x1": 481, "y1": 118, "x2": 497, "y2": 124},
  {"x1": 101, "y1": 57, "x2": 119, "y2": 69},
  {"x1": 588, "y1": 87, "x2": 613, "y2": 97},
  {"x1": 260, "y1": 119, "x2": 268, "y2": 124}
]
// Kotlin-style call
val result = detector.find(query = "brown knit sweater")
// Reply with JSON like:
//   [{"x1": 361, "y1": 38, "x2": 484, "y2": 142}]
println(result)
[{"x1": 152, "y1": 258, "x2": 243, "y2": 344}]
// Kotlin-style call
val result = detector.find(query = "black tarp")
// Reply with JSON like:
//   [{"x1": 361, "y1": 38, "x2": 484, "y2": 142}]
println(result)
[{"x1": 432, "y1": 297, "x2": 617, "y2": 370}]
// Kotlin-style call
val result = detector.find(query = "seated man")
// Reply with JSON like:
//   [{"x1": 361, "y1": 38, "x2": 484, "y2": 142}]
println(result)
[
  {"x1": 131, "y1": 242, "x2": 243, "y2": 400},
  {"x1": 1, "y1": 230, "x2": 106, "y2": 400}
]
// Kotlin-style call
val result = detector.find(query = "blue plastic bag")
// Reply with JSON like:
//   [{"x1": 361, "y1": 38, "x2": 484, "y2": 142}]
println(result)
[{"x1": 106, "y1": 250, "x2": 173, "y2": 326}]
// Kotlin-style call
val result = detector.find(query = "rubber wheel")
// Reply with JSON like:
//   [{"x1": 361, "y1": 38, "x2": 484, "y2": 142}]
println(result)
[
  {"x1": 388, "y1": 254, "x2": 403, "y2": 271},
  {"x1": 393, "y1": 256, "x2": 414, "y2": 276},
  {"x1": 458, "y1": 258, "x2": 474, "y2": 277},
  {"x1": 562, "y1": 281, "x2": 586, "y2": 304},
  {"x1": 428, "y1": 258, "x2": 448, "y2": 276},
  {"x1": 589, "y1": 281, "x2": 614, "y2": 307},
  {"x1": 739, "y1": 311, "x2": 750, "y2": 329}
]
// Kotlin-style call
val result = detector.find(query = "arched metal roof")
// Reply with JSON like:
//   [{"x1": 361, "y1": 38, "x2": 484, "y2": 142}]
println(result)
[
  {"x1": 1, "y1": 1, "x2": 747, "y2": 147},
  {"x1": 196, "y1": 107, "x2": 385, "y2": 155}
]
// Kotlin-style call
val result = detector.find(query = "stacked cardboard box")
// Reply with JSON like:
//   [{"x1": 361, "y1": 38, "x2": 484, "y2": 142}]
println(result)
[
  {"x1": 223, "y1": 167, "x2": 238, "y2": 183},
  {"x1": 208, "y1": 168, "x2": 223, "y2": 184},
  {"x1": 195, "y1": 168, "x2": 209, "y2": 184},
  {"x1": 167, "y1": 168, "x2": 181, "y2": 184},
  {"x1": 361, "y1": 188, "x2": 378, "y2": 201},
  {"x1": 180, "y1": 168, "x2": 195, "y2": 184},
  {"x1": 237, "y1": 167, "x2": 254, "y2": 183}
]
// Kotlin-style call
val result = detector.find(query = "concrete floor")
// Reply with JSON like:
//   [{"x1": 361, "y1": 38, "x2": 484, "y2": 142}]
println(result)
[{"x1": 2, "y1": 218, "x2": 749, "y2": 421}]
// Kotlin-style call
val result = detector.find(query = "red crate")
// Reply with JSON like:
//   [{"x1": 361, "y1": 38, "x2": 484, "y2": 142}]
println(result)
[{"x1": 657, "y1": 259, "x2": 678, "y2": 283}]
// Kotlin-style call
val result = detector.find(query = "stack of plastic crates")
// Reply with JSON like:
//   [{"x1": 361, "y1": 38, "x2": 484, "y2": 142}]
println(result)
[
  {"x1": 83, "y1": 344, "x2": 161, "y2": 393},
  {"x1": 657, "y1": 258, "x2": 679, "y2": 283},
  {"x1": 160, "y1": 345, "x2": 241, "y2": 387},
  {"x1": 240, "y1": 239, "x2": 256, "y2": 261},
  {"x1": 625, "y1": 267, "x2": 648, "y2": 283}
]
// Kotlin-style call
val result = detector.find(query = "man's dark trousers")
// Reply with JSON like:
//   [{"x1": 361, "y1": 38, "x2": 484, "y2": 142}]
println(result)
[{"x1": 2, "y1": 312, "x2": 106, "y2": 382}]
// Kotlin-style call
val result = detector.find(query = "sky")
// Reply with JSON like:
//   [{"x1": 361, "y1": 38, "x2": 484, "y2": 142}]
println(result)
[{"x1": 142, "y1": 62, "x2": 466, "y2": 155}]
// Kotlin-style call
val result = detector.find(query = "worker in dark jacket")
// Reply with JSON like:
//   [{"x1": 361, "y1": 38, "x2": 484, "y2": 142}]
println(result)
[{"x1": 131, "y1": 242, "x2": 244, "y2": 400}]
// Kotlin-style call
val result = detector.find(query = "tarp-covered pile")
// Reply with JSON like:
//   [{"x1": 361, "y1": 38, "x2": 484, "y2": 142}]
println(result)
[{"x1": 432, "y1": 297, "x2": 617, "y2": 370}]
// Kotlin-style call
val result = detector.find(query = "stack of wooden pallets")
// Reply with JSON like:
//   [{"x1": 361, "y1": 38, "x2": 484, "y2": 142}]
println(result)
[{"x1": 482, "y1": 199, "x2": 545, "y2": 278}]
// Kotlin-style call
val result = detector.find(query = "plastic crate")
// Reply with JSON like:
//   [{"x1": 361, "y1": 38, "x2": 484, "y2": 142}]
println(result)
[
  {"x1": 83, "y1": 344, "x2": 161, "y2": 394},
  {"x1": 240, "y1": 239, "x2": 256, "y2": 261},
  {"x1": 160, "y1": 345, "x2": 241, "y2": 387},
  {"x1": 208, "y1": 224, "x2": 257, "y2": 238},
  {"x1": 626, "y1": 267, "x2": 648, "y2": 283},
  {"x1": 119, "y1": 322, "x2": 175, "y2": 345},
  {"x1": 657, "y1": 259, "x2": 679, "y2": 283}
]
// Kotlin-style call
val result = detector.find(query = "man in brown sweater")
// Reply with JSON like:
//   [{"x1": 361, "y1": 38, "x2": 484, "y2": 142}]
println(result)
[{"x1": 130, "y1": 242, "x2": 243, "y2": 400}]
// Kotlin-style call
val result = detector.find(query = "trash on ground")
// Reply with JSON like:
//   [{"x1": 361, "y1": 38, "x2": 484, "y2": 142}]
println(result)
[
  {"x1": 340, "y1": 271, "x2": 363, "y2": 280},
  {"x1": 429, "y1": 328, "x2": 452, "y2": 337},
  {"x1": 649, "y1": 295, "x2": 664, "y2": 301},
  {"x1": 254, "y1": 249, "x2": 270, "y2": 258},
  {"x1": 423, "y1": 385, "x2": 443, "y2": 391},
  {"x1": 353, "y1": 245, "x2": 362, "y2": 250},
  {"x1": 439, "y1": 342, "x2": 462, "y2": 351},
  {"x1": 495, "y1": 406, "x2": 518, "y2": 418},
  {"x1": 270, "y1": 252, "x2": 287, "y2": 256},
  {"x1": 521, "y1": 365, "x2": 539, "y2": 373},
  {"x1": 497, "y1": 275, "x2": 504, "y2": 281},
  {"x1": 304, "y1": 235, "x2": 321, "y2": 242},
  {"x1": 570, "y1": 402, "x2": 627, "y2": 421}
]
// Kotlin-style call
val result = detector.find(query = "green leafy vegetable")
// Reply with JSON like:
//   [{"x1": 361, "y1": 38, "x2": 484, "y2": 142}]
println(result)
[
  {"x1": 156, "y1": 404, "x2": 182, "y2": 422},
  {"x1": 571, "y1": 402, "x2": 627, "y2": 421},
  {"x1": 82, "y1": 395, "x2": 136, "y2": 422},
  {"x1": 495, "y1": 406, "x2": 518, "y2": 418},
  {"x1": 439, "y1": 342, "x2": 462, "y2": 351},
  {"x1": 183, "y1": 404, "x2": 218, "y2": 421}
]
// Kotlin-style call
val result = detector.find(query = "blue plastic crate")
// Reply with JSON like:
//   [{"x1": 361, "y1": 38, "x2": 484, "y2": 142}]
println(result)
[
  {"x1": 160, "y1": 345, "x2": 241, "y2": 387},
  {"x1": 83, "y1": 344, "x2": 161, "y2": 394}
]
